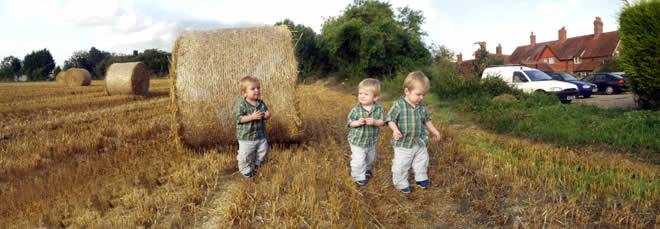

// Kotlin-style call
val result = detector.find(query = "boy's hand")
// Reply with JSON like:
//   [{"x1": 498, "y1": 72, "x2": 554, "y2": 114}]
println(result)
[
  {"x1": 365, "y1": 118, "x2": 375, "y2": 126},
  {"x1": 250, "y1": 110, "x2": 263, "y2": 120},
  {"x1": 263, "y1": 111, "x2": 271, "y2": 120},
  {"x1": 431, "y1": 133, "x2": 442, "y2": 142},
  {"x1": 392, "y1": 129, "x2": 403, "y2": 140},
  {"x1": 358, "y1": 118, "x2": 367, "y2": 125}
]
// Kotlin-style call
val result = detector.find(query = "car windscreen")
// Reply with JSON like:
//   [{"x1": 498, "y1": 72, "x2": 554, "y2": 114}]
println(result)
[
  {"x1": 524, "y1": 70, "x2": 552, "y2": 81},
  {"x1": 559, "y1": 72, "x2": 578, "y2": 81},
  {"x1": 608, "y1": 74, "x2": 623, "y2": 80}
]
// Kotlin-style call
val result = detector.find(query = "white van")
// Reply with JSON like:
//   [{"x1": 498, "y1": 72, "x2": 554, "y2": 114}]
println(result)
[{"x1": 482, "y1": 66, "x2": 579, "y2": 104}]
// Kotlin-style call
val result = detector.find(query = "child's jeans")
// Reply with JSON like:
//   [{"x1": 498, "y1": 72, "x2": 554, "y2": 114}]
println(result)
[
  {"x1": 237, "y1": 138, "x2": 269, "y2": 175},
  {"x1": 349, "y1": 144, "x2": 376, "y2": 181},
  {"x1": 391, "y1": 143, "x2": 429, "y2": 189}
]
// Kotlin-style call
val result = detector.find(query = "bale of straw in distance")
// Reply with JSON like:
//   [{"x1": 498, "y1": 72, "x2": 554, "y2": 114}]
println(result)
[
  {"x1": 64, "y1": 68, "x2": 92, "y2": 86},
  {"x1": 104, "y1": 62, "x2": 150, "y2": 96},
  {"x1": 170, "y1": 25, "x2": 302, "y2": 147},
  {"x1": 55, "y1": 71, "x2": 66, "y2": 85}
]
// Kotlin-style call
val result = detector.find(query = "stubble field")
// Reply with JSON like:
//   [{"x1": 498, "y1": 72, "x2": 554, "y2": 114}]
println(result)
[{"x1": 0, "y1": 78, "x2": 657, "y2": 228}]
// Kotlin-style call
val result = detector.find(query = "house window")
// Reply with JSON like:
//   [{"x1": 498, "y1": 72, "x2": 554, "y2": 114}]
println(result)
[
  {"x1": 542, "y1": 57, "x2": 548, "y2": 63},
  {"x1": 574, "y1": 57, "x2": 582, "y2": 64},
  {"x1": 549, "y1": 57, "x2": 555, "y2": 64}
]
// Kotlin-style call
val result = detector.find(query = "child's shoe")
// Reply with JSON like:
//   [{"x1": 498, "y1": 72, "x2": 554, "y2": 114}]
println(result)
[
  {"x1": 254, "y1": 164, "x2": 259, "y2": 172},
  {"x1": 399, "y1": 186, "x2": 414, "y2": 193},
  {"x1": 365, "y1": 170, "x2": 373, "y2": 178},
  {"x1": 355, "y1": 180, "x2": 368, "y2": 186},
  {"x1": 415, "y1": 180, "x2": 431, "y2": 189},
  {"x1": 243, "y1": 171, "x2": 254, "y2": 178}
]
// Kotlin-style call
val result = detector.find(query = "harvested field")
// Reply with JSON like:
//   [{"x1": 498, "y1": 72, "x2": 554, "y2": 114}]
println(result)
[{"x1": 0, "y1": 79, "x2": 657, "y2": 228}]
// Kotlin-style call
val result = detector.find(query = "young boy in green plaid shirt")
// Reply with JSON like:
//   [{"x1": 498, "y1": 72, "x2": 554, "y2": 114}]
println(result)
[
  {"x1": 385, "y1": 72, "x2": 442, "y2": 193},
  {"x1": 346, "y1": 78, "x2": 385, "y2": 185},
  {"x1": 236, "y1": 76, "x2": 271, "y2": 178}
]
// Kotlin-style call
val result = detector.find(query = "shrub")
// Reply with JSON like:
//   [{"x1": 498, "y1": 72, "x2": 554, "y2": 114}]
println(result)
[{"x1": 619, "y1": 0, "x2": 660, "y2": 110}]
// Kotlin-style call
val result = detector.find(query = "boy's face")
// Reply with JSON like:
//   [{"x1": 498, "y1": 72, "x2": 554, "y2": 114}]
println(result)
[
  {"x1": 243, "y1": 82, "x2": 261, "y2": 100},
  {"x1": 404, "y1": 86, "x2": 426, "y2": 105},
  {"x1": 358, "y1": 87, "x2": 378, "y2": 106}
]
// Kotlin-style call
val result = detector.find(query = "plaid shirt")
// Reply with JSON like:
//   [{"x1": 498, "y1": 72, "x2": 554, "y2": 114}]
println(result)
[
  {"x1": 385, "y1": 97, "x2": 432, "y2": 148},
  {"x1": 235, "y1": 98, "x2": 268, "y2": 140},
  {"x1": 346, "y1": 102, "x2": 385, "y2": 147}
]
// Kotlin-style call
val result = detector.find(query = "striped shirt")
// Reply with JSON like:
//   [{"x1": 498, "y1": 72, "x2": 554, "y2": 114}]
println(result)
[
  {"x1": 385, "y1": 97, "x2": 432, "y2": 148},
  {"x1": 346, "y1": 102, "x2": 385, "y2": 147},
  {"x1": 235, "y1": 98, "x2": 268, "y2": 141}
]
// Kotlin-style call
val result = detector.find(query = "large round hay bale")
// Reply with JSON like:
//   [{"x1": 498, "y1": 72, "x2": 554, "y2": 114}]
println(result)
[
  {"x1": 63, "y1": 68, "x2": 92, "y2": 86},
  {"x1": 171, "y1": 25, "x2": 301, "y2": 147},
  {"x1": 55, "y1": 72, "x2": 66, "y2": 85},
  {"x1": 104, "y1": 62, "x2": 150, "y2": 95}
]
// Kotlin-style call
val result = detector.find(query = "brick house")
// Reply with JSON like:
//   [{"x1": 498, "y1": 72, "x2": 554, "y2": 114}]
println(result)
[{"x1": 508, "y1": 17, "x2": 622, "y2": 76}]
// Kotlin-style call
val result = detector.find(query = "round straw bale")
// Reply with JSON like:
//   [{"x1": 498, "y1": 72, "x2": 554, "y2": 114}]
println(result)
[
  {"x1": 170, "y1": 25, "x2": 301, "y2": 147},
  {"x1": 104, "y1": 62, "x2": 150, "y2": 95},
  {"x1": 55, "y1": 71, "x2": 66, "y2": 85},
  {"x1": 63, "y1": 68, "x2": 92, "y2": 86}
]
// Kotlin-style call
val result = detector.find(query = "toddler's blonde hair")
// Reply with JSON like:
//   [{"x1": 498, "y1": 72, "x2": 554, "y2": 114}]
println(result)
[
  {"x1": 239, "y1": 76, "x2": 260, "y2": 94},
  {"x1": 358, "y1": 78, "x2": 381, "y2": 96},
  {"x1": 403, "y1": 71, "x2": 430, "y2": 93}
]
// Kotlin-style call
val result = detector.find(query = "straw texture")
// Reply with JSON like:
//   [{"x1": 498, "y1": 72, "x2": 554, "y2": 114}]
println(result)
[
  {"x1": 55, "y1": 72, "x2": 65, "y2": 85},
  {"x1": 105, "y1": 62, "x2": 150, "y2": 96},
  {"x1": 62, "y1": 68, "x2": 91, "y2": 86},
  {"x1": 170, "y1": 25, "x2": 301, "y2": 147}
]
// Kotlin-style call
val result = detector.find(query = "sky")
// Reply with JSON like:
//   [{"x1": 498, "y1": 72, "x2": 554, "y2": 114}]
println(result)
[{"x1": 0, "y1": 0, "x2": 625, "y2": 67}]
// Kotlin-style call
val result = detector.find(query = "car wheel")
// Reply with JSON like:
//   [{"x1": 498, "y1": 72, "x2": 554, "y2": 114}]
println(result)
[
  {"x1": 605, "y1": 86, "x2": 614, "y2": 95},
  {"x1": 583, "y1": 94, "x2": 591, "y2": 98}
]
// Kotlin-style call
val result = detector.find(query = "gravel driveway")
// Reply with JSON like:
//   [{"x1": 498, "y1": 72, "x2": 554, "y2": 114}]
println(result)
[{"x1": 572, "y1": 92, "x2": 637, "y2": 109}]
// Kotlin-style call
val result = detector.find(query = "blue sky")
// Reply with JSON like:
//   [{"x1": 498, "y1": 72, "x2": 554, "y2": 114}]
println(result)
[{"x1": 1, "y1": 0, "x2": 623, "y2": 67}]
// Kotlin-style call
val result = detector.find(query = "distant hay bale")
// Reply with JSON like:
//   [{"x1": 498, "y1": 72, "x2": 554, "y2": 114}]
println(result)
[
  {"x1": 170, "y1": 25, "x2": 301, "y2": 147},
  {"x1": 104, "y1": 62, "x2": 150, "y2": 96},
  {"x1": 62, "y1": 68, "x2": 92, "y2": 86},
  {"x1": 55, "y1": 72, "x2": 66, "y2": 84}
]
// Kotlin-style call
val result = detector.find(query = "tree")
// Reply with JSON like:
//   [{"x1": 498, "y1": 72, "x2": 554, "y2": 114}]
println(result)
[
  {"x1": 472, "y1": 42, "x2": 489, "y2": 78},
  {"x1": 595, "y1": 56, "x2": 623, "y2": 73},
  {"x1": 0, "y1": 56, "x2": 21, "y2": 80},
  {"x1": 321, "y1": 0, "x2": 430, "y2": 78},
  {"x1": 619, "y1": 0, "x2": 660, "y2": 109},
  {"x1": 63, "y1": 50, "x2": 92, "y2": 72},
  {"x1": 53, "y1": 66, "x2": 61, "y2": 76},
  {"x1": 23, "y1": 49, "x2": 55, "y2": 81},
  {"x1": 276, "y1": 19, "x2": 334, "y2": 78},
  {"x1": 136, "y1": 49, "x2": 170, "y2": 76},
  {"x1": 430, "y1": 43, "x2": 455, "y2": 63},
  {"x1": 88, "y1": 47, "x2": 110, "y2": 77}
]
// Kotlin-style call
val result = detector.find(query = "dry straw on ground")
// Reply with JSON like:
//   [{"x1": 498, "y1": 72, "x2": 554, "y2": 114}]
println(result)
[
  {"x1": 61, "y1": 68, "x2": 92, "y2": 86},
  {"x1": 104, "y1": 62, "x2": 150, "y2": 96},
  {"x1": 170, "y1": 25, "x2": 301, "y2": 147}
]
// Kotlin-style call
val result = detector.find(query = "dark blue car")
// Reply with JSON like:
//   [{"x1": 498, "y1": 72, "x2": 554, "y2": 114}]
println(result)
[{"x1": 548, "y1": 72, "x2": 598, "y2": 98}]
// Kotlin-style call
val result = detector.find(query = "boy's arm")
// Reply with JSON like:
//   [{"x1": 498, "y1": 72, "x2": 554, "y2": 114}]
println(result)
[
  {"x1": 425, "y1": 121, "x2": 442, "y2": 142},
  {"x1": 239, "y1": 111, "x2": 261, "y2": 123},
  {"x1": 347, "y1": 107, "x2": 365, "y2": 128},
  {"x1": 262, "y1": 102, "x2": 271, "y2": 120},
  {"x1": 388, "y1": 121, "x2": 402, "y2": 140}
]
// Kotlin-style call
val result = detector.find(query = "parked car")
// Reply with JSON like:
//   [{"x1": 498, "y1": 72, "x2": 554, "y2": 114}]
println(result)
[
  {"x1": 547, "y1": 72, "x2": 598, "y2": 98},
  {"x1": 482, "y1": 66, "x2": 579, "y2": 104},
  {"x1": 582, "y1": 73, "x2": 629, "y2": 95}
]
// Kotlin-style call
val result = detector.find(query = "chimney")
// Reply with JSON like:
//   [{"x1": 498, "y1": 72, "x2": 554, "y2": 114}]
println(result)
[
  {"x1": 496, "y1": 44, "x2": 502, "y2": 56},
  {"x1": 559, "y1": 27, "x2": 567, "y2": 41},
  {"x1": 530, "y1": 32, "x2": 536, "y2": 46},
  {"x1": 594, "y1": 16, "x2": 603, "y2": 36},
  {"x1": 133, "y1": 50, "x2": 138, "y2": 56},
  {"x1": 457, "y1": 53, "x2": 463, "y2": 64}
]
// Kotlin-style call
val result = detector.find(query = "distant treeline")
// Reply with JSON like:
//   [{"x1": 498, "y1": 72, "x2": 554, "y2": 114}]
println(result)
[{"x1": 0, "y1": 47, "x2": 170, "y2": 81}]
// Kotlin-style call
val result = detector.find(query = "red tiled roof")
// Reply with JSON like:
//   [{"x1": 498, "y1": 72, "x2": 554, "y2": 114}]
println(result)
[
  {"x1": 521, "y1": 62, "x2": 557, "y2": 72},
  {"x1": 509, "y1": 31, "x2": 619, "y2": 64}
]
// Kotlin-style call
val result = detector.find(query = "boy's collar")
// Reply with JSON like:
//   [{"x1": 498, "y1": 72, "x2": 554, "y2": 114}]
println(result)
[{"x1": 401, "y1": 96, "x2": 422, "y2": 108}]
